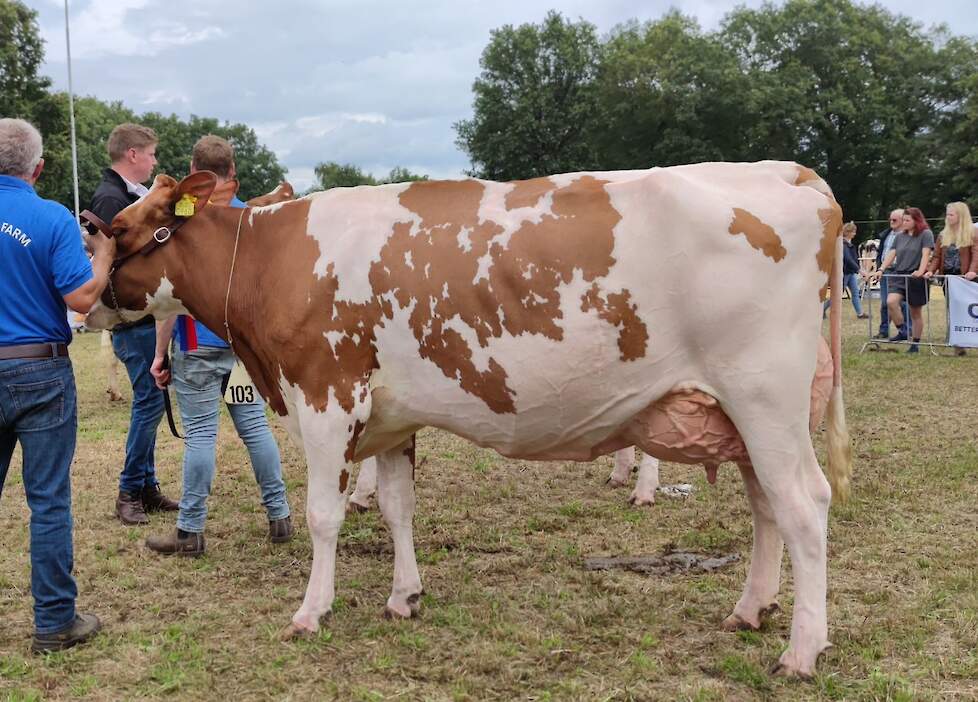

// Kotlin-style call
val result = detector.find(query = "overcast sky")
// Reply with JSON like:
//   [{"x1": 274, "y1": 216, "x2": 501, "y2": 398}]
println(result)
[{"x1": 32, "y1": 0, "x2": 977, "y2": 192}]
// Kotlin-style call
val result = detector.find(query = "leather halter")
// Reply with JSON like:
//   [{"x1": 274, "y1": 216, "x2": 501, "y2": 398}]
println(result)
[{"x1": 80, "y1": 209, "x2": 191, "y2": 271}]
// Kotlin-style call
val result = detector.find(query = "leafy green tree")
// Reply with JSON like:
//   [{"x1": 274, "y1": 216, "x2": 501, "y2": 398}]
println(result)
[
  {"x1": 313, "y1": 161, "x2": 378, "y2": 190},
  {"x1": 311, "y1": 162, "x2": 427, "y2": 192},
  {"x1": 0, "y1": 0, "x2": 50, "y2": 118},
  {"x1": 593, "y1": 12, "x2": 752, "y2": 169},
  {"x1": 455, "y1": 11, "x2": 602, "y2": 179},
  {"x1": 719, "y1": 0, "x2": 973, "y2": 223},
  {"x1": 140, "y1": 113, "x2": 286, "y2": 201}
]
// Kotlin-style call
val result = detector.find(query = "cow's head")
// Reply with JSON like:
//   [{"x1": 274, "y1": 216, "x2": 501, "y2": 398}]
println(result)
[{"x1": 85, "y1": 171, "x2": 218, "y2": 329}]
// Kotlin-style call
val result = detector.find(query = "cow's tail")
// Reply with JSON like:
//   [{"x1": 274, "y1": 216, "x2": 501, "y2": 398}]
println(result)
[{"x1": 826, "y1": 234, "x2": 853, "y2": 503}]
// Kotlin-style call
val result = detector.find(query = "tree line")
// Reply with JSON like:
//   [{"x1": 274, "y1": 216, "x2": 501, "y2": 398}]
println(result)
[
  {"x1": 455, "y1": 0, "x2": 978, "y2": 231},
  {"x1": 5, "y1": 0, "x2": 977, "y2": 228}
]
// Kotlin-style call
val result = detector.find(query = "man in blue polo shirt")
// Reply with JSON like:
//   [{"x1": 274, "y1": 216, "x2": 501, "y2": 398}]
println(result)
[
  {"x1": 145, "y1": 135, "x2": 291, "y2": 557},
  {"x1": 0, "y1": 118, "x2": 115, "y2": 652}
]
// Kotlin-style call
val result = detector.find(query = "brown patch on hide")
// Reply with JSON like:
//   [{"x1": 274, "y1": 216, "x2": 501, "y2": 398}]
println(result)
[
  {"x1": 580, "y1": 284, "x2": 648, "y2": 361},
  {"x1": 345, "y1": 420, "x2": 366, "y2": 463},
  {"x1": 370, "y1": 176, "x2": 621, "y2": 414},
  {"x1": 728, "y1": 208, "x2": 787, "y2": 262},
  {"x1": 339, "y1": 469, "x2": 349, "y2": 493},
  {"x1": 816, "y1": 202, "x2": 844, "y2": 300},
  {"x1": 794, "y1": 166, "x2": 821, "y2": 186},
  {"x1": 504, "y1": 177, "x2": 555, "y2": 210}
]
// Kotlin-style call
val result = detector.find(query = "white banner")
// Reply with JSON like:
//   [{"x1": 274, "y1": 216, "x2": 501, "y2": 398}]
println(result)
[{"x1": 947, "y1": 276, "x2": 978, "y2": 348}]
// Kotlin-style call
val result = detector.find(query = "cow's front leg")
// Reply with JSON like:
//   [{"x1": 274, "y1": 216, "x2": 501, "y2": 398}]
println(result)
[
  {"x1": 376, "y1": 436, "x2": 422, "y2": 618},
  {"x1": 282, "y1": 404, "x2": 367, "y2": 639},
  {"x1": 607, "y1": 447, "x2": 634, "y2": 487},
  {"x1": 347, "y1": 457, "x2": 377, "y2": 513},
  {"x1": 629, "y1": 454, "x2": 660, "y2": 506}
]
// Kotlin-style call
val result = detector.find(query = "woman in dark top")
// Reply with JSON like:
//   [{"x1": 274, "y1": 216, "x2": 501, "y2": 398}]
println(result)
[{"x1": 872, "y1": 207, "x2": 934, "y2": 353}]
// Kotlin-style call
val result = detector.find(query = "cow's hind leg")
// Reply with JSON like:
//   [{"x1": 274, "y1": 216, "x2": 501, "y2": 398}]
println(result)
[
  {"x1": 282, "y1": 402, "x2": 368, "y2": 639},
  {"x1": 629, "y1": 454, "x2": 660, "y2": 506},
  {"x1": 376, "y1": 437, "x2": 423, "y2": 618},
  {"x1": 722, "y1": 462, "x2": 783, "y2": 631},
  {"x1": 733, "y1": 417, "x2": 832, "y2": 678},
  {"x1": 607, "y1": 447, "x2": 634, "y2": 487},
  {"x1": 348, "y1": 457, "x2": 377, "y2": 513}
]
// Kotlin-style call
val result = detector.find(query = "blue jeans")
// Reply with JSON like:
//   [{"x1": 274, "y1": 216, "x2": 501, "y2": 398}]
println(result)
[
  {"x1": 878, "y1": 276, "x2": 909, "y2": 336},
  {"x1": 824, "y1": 272, "x2": 864, "y2": 316},
  {"x1": 0, "y1": 357, "x2": 78, "y2": 633},
  {"x1": 112, "y1": 323, "x2": 164, "y2": 494},
  {"x1": 172, "y1": 346, "x2": 289, "y2": 533}
]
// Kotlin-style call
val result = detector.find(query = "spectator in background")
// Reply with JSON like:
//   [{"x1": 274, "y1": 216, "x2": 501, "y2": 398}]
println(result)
[
  {"x1": 88, "y1": 123, "x2": 179, "y2": 525},
  {"x1": 926, "y1": 202, "x2": 977, "y2": 356},
  {"x1": 824, "y1": 222, "x2": 868, "y2": 319},
  {"x1": 873, "y1": 207, "x2": 934, "y2": 353},
  {"x1": 874, "y1": 209, "x2": 908, "y2": 339}
]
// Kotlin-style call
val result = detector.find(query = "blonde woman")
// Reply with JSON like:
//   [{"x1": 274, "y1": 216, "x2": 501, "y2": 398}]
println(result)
[
  {"x1": 925, "y1": 202, "x2": 977, "y2": 355},
  {"x1": 927, "y1": 202, "x2": 977, "y2": 280}
]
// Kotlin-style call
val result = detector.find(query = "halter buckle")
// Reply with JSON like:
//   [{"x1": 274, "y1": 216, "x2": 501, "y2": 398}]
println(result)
[{"x1": 153, "y1": 226, "x2": 172, "y2": 243}]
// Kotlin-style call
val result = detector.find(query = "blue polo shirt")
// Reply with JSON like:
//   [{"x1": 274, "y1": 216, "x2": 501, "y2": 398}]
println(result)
[
  {"x1": 0, "y1": 175, "x2": 93, "y2": 346},
  {"x1": 174, "y1": 194, "x2": 246, "y2": 350}
]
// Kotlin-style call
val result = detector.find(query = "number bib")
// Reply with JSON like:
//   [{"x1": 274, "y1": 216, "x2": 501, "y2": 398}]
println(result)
[{"x1": 224, "y1": 361, "x2": 258, "y2": 405}]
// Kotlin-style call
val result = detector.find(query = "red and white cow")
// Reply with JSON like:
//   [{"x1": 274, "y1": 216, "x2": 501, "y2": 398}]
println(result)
[{"x1": 85, "y1": 161, "x2": 851, "y2": 677}]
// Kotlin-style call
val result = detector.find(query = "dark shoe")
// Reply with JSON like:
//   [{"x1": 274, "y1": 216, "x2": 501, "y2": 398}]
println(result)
[
  {"x1": 32, "y1": 613, "x2": 101, "y2": 654},
  {"x1": 268, "y1": 515, "x2": 294, "y2": 543},
  {"x1": 141, "y1": 484, "x2": 179, "y2": 513},
  {"x1": 874, "y1": 332, "x2": 889, "y2": 340},
  {"x1": 857, "y1": 313, "x2": 869, "y2": 319},
  {"x1": 955, "y1": 347, "x2": 967, "y2": 357},
  {"x1": 116, "y1": 491, "x2": 149, "y2": 525},
  {"x1": 890, "y1": 331, "x2": 908, "y2": 342},
  {"x1": 146, "y1": 529, "x2": 205, "y2": 557},
  {"x1": 907, "y1": 344, "x2": 919, "y2": 353}
]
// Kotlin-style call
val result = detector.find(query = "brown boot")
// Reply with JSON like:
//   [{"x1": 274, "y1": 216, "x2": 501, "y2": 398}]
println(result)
[
  {"x1": 268, "y1": 515, "x2": 294, "y2": 543},
  {"x1": 145, "y1": 529, "x2": 205, "y2": 557},
  {"x1": 116, "y1": 491, "x2": 149, "y2": 525},
  {"x1": 141, "y1": 484, "x2": 179, "y2": 512}
]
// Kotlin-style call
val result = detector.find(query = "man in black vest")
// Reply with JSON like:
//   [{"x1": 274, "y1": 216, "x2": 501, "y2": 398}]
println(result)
[
  {"x1": 89, "y1": 123, "x2": 179, "y2": 524},
  {"x1": 873, "y1": 209, "x2": 909, "y2": 339}
]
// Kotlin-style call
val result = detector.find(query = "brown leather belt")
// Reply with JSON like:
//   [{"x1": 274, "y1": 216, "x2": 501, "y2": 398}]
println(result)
[{"x1": 0, "y1": 343, "x2": 70, "y2": 360}]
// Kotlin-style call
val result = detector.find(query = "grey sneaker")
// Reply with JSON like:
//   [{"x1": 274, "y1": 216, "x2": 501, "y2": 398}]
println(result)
[
  {"x1": 268, "y1": 516, "x2": 294, "y2": 543},
  {"x1": 32, "y1": 612, "x2": 102, "y2": 654}
]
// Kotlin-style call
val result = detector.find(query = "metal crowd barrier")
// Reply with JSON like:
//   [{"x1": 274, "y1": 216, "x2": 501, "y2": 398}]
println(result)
[{"x1": 859, "y1": 273, "x2": 972, "y2": 355}]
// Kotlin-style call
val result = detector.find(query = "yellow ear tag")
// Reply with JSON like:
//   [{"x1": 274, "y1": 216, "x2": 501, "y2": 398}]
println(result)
[{"x1": 174, "y1": 194, "x2": 197, "y2": 217}]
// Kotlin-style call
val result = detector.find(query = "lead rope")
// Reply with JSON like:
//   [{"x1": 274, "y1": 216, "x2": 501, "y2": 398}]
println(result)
[{"x1": 223, "y1": 208, "x2": 247, "y2": 352}]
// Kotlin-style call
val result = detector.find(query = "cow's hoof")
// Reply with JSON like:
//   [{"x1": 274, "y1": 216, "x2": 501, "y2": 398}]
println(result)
[
  {"x1": 383, "y1": 593, "x2": 422, "y2": 620},
  {"x1": 606, "y1": 476, "x2": 628, "y2": 488},
  {"x1": 769, "y1": 642, "x2": 828, "y2": 680},
  {"x1": 628, "y1": 492, "x2": 655, "y2": 507},
  {"x1": 280, "y1": 622, "x2": 314, "y2": 641},
  {"x1": 721, "y1": 613, "x2": 760, "y2": 632},
  {"x1": 346, "y1": 500, "x2": 370, "y2": 514}
]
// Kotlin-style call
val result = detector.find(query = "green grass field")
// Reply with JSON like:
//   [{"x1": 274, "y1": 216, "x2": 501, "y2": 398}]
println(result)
[{"x1": 1, "y1": 303, "x2": 977, "y2": 701}]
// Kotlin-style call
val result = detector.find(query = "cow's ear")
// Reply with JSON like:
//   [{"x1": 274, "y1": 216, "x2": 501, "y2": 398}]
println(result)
[
  {"x1": 209, "y1": 179, "x2": 240, "y2": 206},
  {"x1": 173, "y1": 171, "x2": 218, "y2": 216},
  {"x1": 281, "y1": 181, "x2": 294, "y2": 199}
]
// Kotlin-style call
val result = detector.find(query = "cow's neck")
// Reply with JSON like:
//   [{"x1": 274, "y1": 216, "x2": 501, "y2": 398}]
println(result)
[{"x1": 162, "y1": 206, "x2": 289, "y2": 413}]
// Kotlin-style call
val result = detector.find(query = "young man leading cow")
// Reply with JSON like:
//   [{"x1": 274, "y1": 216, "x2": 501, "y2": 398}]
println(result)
[{"x1": 145, "y1": 135, "x2": 293, "y2": 557}]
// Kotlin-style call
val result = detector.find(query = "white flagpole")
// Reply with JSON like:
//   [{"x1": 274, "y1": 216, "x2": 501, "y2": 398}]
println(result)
[{"x1": 64, "y1": 0, "x2": 80, "y2": 222}]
